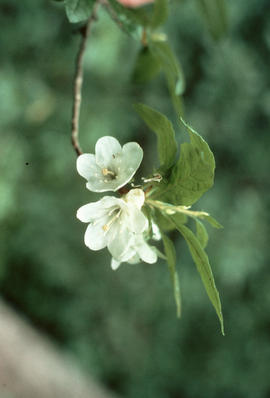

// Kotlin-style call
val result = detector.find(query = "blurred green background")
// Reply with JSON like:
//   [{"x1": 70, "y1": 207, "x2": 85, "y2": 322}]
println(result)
[{"x1": 1, "y1": 0, "x2": 270, "y2": 397}]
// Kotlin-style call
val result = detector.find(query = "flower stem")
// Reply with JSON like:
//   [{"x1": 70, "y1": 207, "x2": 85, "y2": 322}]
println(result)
[
  {"x1": 71, "y1": 0, "x2": 101, "y2": 156},
  {"x1": 146, "y1": 199, "x2": 209, "y2": 218}
]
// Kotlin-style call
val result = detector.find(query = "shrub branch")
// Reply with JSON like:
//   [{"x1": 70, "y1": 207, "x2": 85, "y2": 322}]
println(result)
[{"x1": 71, "y1": 1, "x2": 101, "y2": 156}]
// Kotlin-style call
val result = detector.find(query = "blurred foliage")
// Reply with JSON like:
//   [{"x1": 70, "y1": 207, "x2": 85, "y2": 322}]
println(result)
[{"x1": 1, "y1": 0, "x2": 270, "y2": 397}]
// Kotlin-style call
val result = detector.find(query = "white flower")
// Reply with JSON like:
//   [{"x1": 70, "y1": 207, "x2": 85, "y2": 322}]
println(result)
[
  {"x1": 76, "y1": 189, "x2": 147, "y2": 260},
  {"x1": 151, "y1": 220, "x2": 161, "y2": 241},
  {"x1": 77, "y1": 136, "x2": 143, "y2": 192},
  {"x1": 111, "y1": 233, "x2": 158, "y2": 270}
]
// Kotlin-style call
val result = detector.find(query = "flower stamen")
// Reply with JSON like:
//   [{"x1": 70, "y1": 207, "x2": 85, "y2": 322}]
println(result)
[
  {"x1": 102, "y1": 168, "x2": 115, "y2": 177},
  {"x1": 102, "y1": 209, "x2": 122, "y2": 233}
]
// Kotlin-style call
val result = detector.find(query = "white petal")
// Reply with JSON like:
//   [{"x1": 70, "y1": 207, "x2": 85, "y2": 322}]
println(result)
[
  {"x1": 84, "y1": 218, "x2": 109, "y2": 250},
  {"x1": 111, "y1": 258, "x2": 121, "y2": 270},
  {"x1": 152, "y1": 220, "x2": 161, "y2": 241},
  {"x1": 137, "y1": 241, "x2": 158, "y2": 264},
  {"x1": 127, "y1": 253, "x2": 140, "y2": 264},
  {"x1": 77, "y1": 196, "x2": 120, "y2": 223},
  {"x1": 77, "y1": 154, "x2": 101, "y2": 181},
  {"x1": 122, "y1": 206, "x2": 148, "y2": 234},
  {"x1": 125, "y1": 189, "x2": 145, "y2": 209},
  {"x1": 119, "y1": 141, "x2": 143, "y2": 179},
  {"x1": 118, "y1": 245, "x2": 136, "y2": 262},
  {"x1": 107, "y1": 223, "x2": 133, "y2": 260},
  {"x1": 86, "y1": 178, "x2": 122, "y2": 193},
  {"x1": 95, "y1": 136, "x2": 122, "y2": 169},
  {"x1": 77, "y1": 202, "x2": 106, "y2": 223},
  {"x1": 101, "y1": 142, "x2": 143, "y2": 191},
  {"x1": 122, "y1": 142, "x2": 143, "y2": 169}
]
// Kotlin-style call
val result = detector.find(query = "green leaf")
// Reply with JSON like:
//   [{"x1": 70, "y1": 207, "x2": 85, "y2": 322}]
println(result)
[
  {"x1": 154, "y1": 208, "x2": 187, "y2": 231},
  {"x1": 65, "y1": 0, "x2": 94, "y2": 23},
  {"x1": 155, "y1": 209, "x2": 176, "y2": 231},
  {"x1": 107, "y1": 0, "x2": 150, "y2": 38},
  {"x1": 166, "y1": 118, "x2": 215, "y2": 206},
  {"x1": 134, "y1": 103, "x2": 177, "y2": 169},
  {"x1": 149, "y1": 40, "x2": 185, "y2": 115},
  {"x1": 162, "y1": 234, "x2": 181, "y2": 318},
  {"x1": 195, "y1": 219, "x2": 208, "y2": 249},
  {"x1": 172, "y1": 219, "x2": 224, "y2": 335},
  {"x1": 197, "y1": 0, "x2": 228, "y2": 41},
  {"x1": 154, "y1": 247, "x2": 167, "y2": 261},
  {"x1": 132, "y1": 47, "x2": 161, "y2": 84},
  {"x1": 150, "y1": 0, "x2": 169, "y2": 29},
  {"x1": 200, "y1": 214, "x2": 223, "y2": 229}
]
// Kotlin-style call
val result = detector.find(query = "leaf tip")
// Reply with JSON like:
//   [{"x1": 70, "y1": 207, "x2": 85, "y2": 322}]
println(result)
[{"x1": 221, "y1": 325, "x2": 225, "y2": 336}]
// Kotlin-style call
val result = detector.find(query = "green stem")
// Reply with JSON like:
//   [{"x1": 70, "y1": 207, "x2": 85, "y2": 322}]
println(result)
[{"x1": 146, "y1": 199, "x2": 209, "y2": 219}]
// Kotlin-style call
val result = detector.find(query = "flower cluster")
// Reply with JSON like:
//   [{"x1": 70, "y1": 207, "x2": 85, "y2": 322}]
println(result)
[{"x1": 76, "y1": 136, "x2": 158, "y2": 270}]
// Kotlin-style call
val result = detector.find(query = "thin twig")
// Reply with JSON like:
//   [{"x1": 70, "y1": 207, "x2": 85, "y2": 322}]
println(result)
[{"x1": 71, "y1": 1, "x2": 100, "y2": 156}]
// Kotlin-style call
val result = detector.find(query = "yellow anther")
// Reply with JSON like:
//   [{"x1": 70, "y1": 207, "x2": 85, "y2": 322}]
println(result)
[
  {"x1": 102, "y1": 209, "x2": 122, "y2": 234},
  {"x1": 102, "y1": 168, "x2": 115, "y2": 177}
]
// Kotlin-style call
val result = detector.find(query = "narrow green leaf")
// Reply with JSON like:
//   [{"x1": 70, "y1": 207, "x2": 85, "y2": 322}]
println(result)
[
  {"x1": 149, "y1": 40, "x2": 185, "y2": 115},
  {"x1": 197, "y1": 0, "x2": 228, "y2": 41},
  {"x1": 172, "y1": 220, "x2": 224, "y2": 335},
  {"x1": 65, "y1": 0, "x2": 93, "y2": 23},
  {"x1": 162, "y1": 234, "x2": 181, "y2": 318},
  {"x1": 154, "y1": 208, "x2": 187, "y2": 231},
  {"x1": 132, "y1": 47, "x2": 161, "y2": 84},
  {"x1": 167, "y1": 118, "x2": 215, "y2": 206},
  {"x1": 149, "y1": 41, "x2": 185, "y2": 95},
  {"x1": 195, "y1": 219, "x2": 208, "y2": 249},
  {"x1": 108, "y1": 0, "x2": 150, "y2": 38},
  {"x1": 134, "y1": 103, "x2": 177, "y2": 169},
  {"x1": 155, "y1": 209, "x2": 176, "y2": 231},
  {"x1": 150, "y1": 0, "x2": 169, "y2": 29},
  {"x1": 154, "y1": 247, "x2": 167, "y2": 260},
  {"x1": 200, "y1": 214, "x2": 223, "y2": 229}
]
